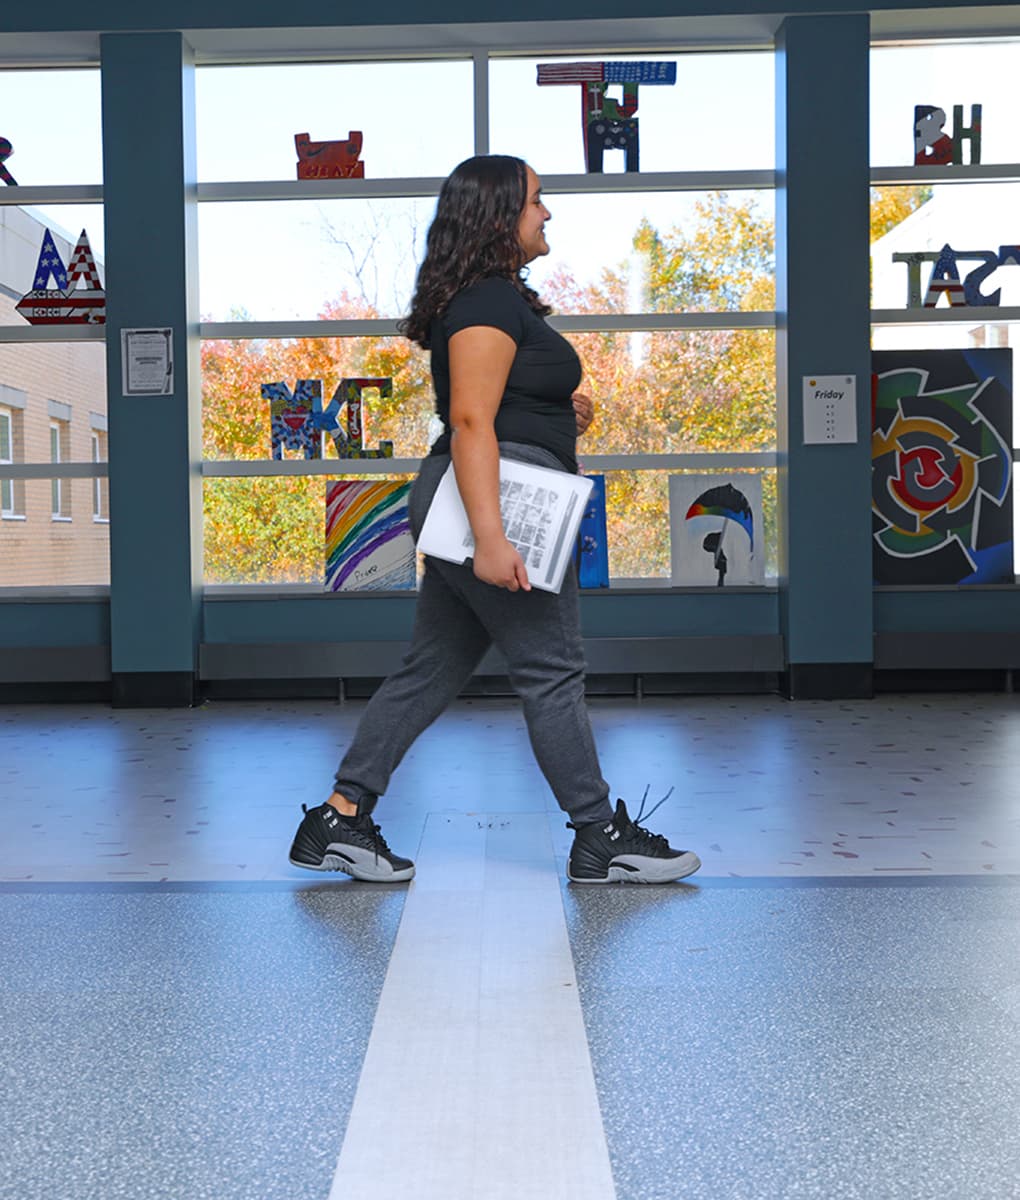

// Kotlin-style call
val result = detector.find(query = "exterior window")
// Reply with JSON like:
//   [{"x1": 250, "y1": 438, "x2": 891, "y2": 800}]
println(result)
[
  {"x1": 0, "y1": 408, "x2": 12, "y2": 516},
  {"x1": 91, "y1": 429, "x2": 109, "y2": 521},
  {"x1": 50, "y1": 419, "x2": 71, "y2": 519}
]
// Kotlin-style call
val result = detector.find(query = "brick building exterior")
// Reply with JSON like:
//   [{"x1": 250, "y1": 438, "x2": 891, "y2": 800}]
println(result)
[{"x1": 0, "y1": 207, "x2": 108, "y2": 586}]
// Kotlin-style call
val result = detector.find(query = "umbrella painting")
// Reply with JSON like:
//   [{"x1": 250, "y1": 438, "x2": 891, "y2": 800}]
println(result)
[{"x1": 670, "y1": 477, "x2": 762, "y2": 587}]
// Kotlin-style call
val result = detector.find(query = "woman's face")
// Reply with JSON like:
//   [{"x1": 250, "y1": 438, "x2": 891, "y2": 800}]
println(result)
[{"x1": 517, "y1": 165, "x2": 551, "y2": 264}]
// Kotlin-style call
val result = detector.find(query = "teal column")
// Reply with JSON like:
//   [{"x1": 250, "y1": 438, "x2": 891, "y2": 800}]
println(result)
[
  {"x1": 101, "y1": 33, "x2": 202, "y2": 706},
  {"x1": 775, "y1": 14, "x2": 873, "y2": 698}
]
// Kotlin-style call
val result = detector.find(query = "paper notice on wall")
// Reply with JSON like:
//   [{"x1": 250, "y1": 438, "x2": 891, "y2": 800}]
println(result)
[
  {"x1": 122, "y1": 328, "x2": 174, "y2": 396},
  {"x1": 803, "y1": 374, "x2": 857, "y2": 444}
]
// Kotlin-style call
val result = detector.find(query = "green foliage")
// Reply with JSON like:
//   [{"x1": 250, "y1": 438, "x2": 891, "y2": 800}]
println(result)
[{"x1": 545, "y1": 194, "x2": 777, "y2": 578}]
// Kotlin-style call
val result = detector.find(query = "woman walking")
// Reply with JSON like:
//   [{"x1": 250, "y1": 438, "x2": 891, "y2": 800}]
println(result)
[{"x1": 289, "y1": 154, "x2": 700, "y2": 885}]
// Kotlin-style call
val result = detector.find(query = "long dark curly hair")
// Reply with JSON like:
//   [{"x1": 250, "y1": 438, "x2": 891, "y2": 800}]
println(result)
[{"x1": 400, "y1": 154, "x2": 551, "y2": 348}]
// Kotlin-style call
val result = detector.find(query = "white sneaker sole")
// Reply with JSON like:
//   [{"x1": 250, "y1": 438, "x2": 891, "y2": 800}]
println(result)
[
  {"x1": 568, "y1": 851, "x2": 701, "y2": 884},
  {"x1": 289, "y1": 843, "x2": 415, "y2": 883}
]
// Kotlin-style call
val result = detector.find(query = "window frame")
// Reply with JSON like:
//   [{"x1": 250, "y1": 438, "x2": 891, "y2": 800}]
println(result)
[
  {"x1": 195, "y1": 47, "x2": 779, "y2": 590},
  {"x1": 0, "y1": 407, "x2": 13, "y2": 517}
]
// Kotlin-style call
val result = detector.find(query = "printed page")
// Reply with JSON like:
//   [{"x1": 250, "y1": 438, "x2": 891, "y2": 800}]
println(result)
[{"x1": 417, "y1": 459, "x2": 593, "y2": 593}]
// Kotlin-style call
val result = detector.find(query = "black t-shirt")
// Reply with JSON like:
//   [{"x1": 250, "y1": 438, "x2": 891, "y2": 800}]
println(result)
[{"x1": 428, "y1": 275, "x2": 581, "y2": 473}]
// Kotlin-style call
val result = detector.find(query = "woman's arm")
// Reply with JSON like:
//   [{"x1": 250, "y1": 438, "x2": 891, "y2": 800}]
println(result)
[{"x1": 448, "y1": 324, "x2": 531, "y2": 591}]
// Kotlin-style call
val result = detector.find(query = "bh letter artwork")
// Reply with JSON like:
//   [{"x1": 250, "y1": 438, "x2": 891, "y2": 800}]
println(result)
[
  {"x1": 871, "y1": 349, "x2": 1013, "y2": 585},
  {"x1": 536, "y1": 61, "x2": 676, "y2": 173},
  {"x1": 295, "y1": 131, "x2": 365, "y2": 179},
  {"x1": 264, "y1": 378, "x2": 394, "y2": 460},
  {"x1": 913, "y1": 104, "x2": 982, "y2": 166},
  {"x1": 16, "y1": 228, "x2": 105, "y2": 325}
]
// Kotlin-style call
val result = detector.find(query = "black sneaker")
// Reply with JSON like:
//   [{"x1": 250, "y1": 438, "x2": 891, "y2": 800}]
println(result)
[
  {"x1": 289, "y1": 802, "x2": 415, "y2": 883},
  {"x1": 567, "y1": 793, "x2": 700, "y2": 884}
]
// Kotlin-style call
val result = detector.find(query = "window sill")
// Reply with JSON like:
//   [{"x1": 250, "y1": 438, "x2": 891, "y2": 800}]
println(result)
[
  {"x1": 51, "y1": 516, "x2": 73, "y2": 523},
  {"x1": 92, "y1": 516, "x2": 110, "y2": 524},
  {"x1": 1, "y1": 513, "x2": 26, "y2": 522}
]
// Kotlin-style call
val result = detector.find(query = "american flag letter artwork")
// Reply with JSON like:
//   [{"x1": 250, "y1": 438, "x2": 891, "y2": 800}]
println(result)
[{"x1": 16, "y1": 228, "x2": 106, "y2": 325}]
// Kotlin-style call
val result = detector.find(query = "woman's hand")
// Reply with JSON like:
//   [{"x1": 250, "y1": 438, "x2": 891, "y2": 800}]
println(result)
[
  {"x1": 472, "y1": 533, "x2": 531, "y2": 592},
  {"x1": 573, "y1": 391, "x2": 595, "y2": 436}
]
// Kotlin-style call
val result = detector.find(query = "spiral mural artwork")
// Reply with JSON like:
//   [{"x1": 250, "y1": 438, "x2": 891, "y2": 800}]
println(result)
[{"x1": 871, "y1": 349, "x2": 1013, "y2": 584}]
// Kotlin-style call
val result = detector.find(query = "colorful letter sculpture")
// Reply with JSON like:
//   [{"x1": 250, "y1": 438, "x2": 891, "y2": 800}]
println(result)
[
  {"x1": 0, "y1": 137, "x2": 16, "y2": 186},
  {"x1": 264, "y1": 377, "x2": 394, "y2": 459},
  {"x1": 325, "y1": 480, "x2": 415, "y2": 591},
  {"x1": 536, "y1": 61, "x2": 676, "y2": 173},
  {"x1": 913, "y1": 105, "x2": 981, "y2": 166},
  {"x1": 872, "y1": 349, "x2": 1012, "y2": 584},
  {"x1": 16, "y1": 228, "x2": 105, "y2": 325},
  {"x1": 893, "y1": 244, "x2": 1020, "y2": 308},
  {"x1": 668, "y1": 474, "x2": 763, "y2": 587},
  {"x1": 577, "y1": 475, "x2": 609, "y2": 588},
  {"x1": 295, "y1": 131, "x2": 365, "y2": 179},
  {"x1": 326, "y1": 378, "x2": 394, "y2": 459},
  {"x1": 264, "y1": 380, "x2": 326, "y2": 459}
]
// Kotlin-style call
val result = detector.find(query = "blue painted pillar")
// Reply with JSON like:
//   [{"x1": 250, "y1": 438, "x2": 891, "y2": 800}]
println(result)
[
  {"x1": 101, "y1": 33, "x2": 201, "y2": 706},
  {"x1": 775, "y1": 15, "x2": 874, "y2": 698}
]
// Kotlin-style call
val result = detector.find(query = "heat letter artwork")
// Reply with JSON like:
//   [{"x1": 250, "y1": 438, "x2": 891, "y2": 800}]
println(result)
[
  {"x1": 325, "y1": 480, "x2": 415, "y2": 591},
  {"x1": 295, "y1": 131, "x2": 365, "y2": 179},
  {"x1": 536, "y1": 61, "x2": 676, "y2": 173},
  {"x1": 16, "y1": 228, "x2": 105, "y2": 325},
  {"x1": 872, "y1": 349, "x2": 1012, "y2": 584}
]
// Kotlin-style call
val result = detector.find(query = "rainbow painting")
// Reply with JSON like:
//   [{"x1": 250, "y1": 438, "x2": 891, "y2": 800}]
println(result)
[{"x1": 325, "y1": 480, "x2": 415, "y2": 591}]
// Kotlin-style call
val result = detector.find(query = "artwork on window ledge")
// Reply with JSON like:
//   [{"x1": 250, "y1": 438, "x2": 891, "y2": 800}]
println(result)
[
  {"x1": 325, "y1": 480, "x2": 415, "y2": 591},
  {"x1": 16, "y1": 228, "x2": 105, "y2": 325},
  {"x1": 536, "y1": 61, "x2": 676, "y2": 174},
  {"x1": 327, "y1": 378, "x2": 394, "y2": 459},
  {"x1": 0, "y1": 136, "x2": 16, "y2": 185},
  {"x1": 264, "y1": 377, "x2": 394, "y2": 460},
  {"x1": 872, "y1": 348, "x2": 1013, "y2": 585},
  {"x1": 577, "y1": 474, "x2": 609, "y2": 588},
  {"x1": 913, "y1": 104, "x2": 981, "y2": 166},
  {"x1": 295, "y1": 131, "x2": 365, "y2": 179},
  {"x1": 264, "y1": 379, "x2": 325, "y2": 459},
  {"x1": 891, "y1": 244, "x2": 1020, "y2": 309},
  {"x1": 669, "y1": 474, "x2": 763, "y2": 587}
]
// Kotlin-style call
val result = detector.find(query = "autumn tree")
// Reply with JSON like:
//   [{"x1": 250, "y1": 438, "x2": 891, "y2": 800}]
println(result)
[
  {"x1": 201, "y1": 294, "x2": 432, "y2": 583},
  {"x1": 542, "y1": 193, "x2": 777, "y2": 578},
  {"x1": 869, "y1": 184, "x2": 932, "y2": 243}
]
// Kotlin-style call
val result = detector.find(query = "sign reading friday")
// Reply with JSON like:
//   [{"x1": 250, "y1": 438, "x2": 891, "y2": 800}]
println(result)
[{"x1": 802, "y1": 375, "x2": 857, "y2": 445}]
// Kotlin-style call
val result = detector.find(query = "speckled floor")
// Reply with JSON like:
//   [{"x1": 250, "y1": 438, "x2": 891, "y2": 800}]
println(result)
[{"x1": 1, "y1": 695, "x2": 1018, "y2": 1198}]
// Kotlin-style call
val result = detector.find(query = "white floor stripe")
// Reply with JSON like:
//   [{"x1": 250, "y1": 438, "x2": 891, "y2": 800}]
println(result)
[{"x1": 330, "y1": 812, "x2": 616, "y2": 1200}]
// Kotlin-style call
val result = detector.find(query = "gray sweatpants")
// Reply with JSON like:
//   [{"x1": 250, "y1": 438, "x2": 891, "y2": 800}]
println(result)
[{"x1": 333, "y1": 441, "x2": 614, "y2": 827}]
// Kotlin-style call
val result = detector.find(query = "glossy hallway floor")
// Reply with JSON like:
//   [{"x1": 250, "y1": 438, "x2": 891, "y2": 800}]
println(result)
[{"x1": 2, "y1": 693, "x2": 1019, "y2": 1200}]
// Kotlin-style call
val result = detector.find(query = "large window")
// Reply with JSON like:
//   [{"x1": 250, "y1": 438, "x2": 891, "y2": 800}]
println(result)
[
  {"x1": 870, "y1": 39, "x2": 1020, "y2": 576},
  {"x1": 0, "y1": 66, "x2": 108, "y2": 590},
  {"x1": 198, "y1": 49, "x2": 777, "y2": 588}
]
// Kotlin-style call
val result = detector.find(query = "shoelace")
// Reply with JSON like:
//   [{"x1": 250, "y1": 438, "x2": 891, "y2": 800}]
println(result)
[
  {"x1": 355, "y1": 815, "x2": 392, "y2": 864},
  {"x1": 628, "y1": 784, "x2": 675, "y2": 847}
]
